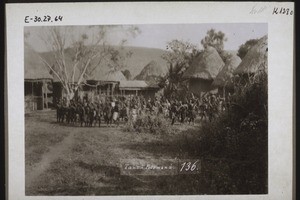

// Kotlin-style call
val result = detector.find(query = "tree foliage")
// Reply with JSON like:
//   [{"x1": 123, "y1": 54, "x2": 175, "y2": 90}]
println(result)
[
  {"x1": 237, "y1": 39, "x2": 259, "y2": 59},
  {"x1": 36, "y1": 26, "x2": 139, "y2": 102},
  {"x1": 161, "y1": 39, "x2": 200, "y2": 97},
  {"x1": 200, "y1": 29, "x2": 232, "y2": 63},
  {"x1": 201, "y1": 29, "x2": 227, "y2": 53}
]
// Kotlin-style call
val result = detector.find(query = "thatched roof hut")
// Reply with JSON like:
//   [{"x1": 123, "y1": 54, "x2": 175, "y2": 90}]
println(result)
[
  {"x1": 119, "y1": 80, "x2": 148, "y2": 90},
  {"x1": 119, "y1": 80, "x2": 159, "y2": 98},
  {"x1": 212, "y1": 53, "x2": 242, "y2": 87},
  {"x1": 25, "y1": 45, "x2": 52, "y2": 80},
  {"x1": 182, "y1": 46, "x2": 224, "y2": 96},
  {"x1": 135, "y1": 60, "x2": 167, "y2": 80},
  {"x1": 135, "y1": 60, "x2": 167, "y2": 87},
  {"x1": 91, "y1": 70, "x2": 127, "y2": 82},
  {"x1": 183, "y1": 46, "x2": 225, "y2": 80},
  {"x1": 234, "y1": 35, "x2": 268, "y2": 75},
  {"x1": 24, "y1": 45, "x2": 52, "y2": 112}
]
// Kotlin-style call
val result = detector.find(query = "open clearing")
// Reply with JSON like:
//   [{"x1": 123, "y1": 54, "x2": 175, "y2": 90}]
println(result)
[{"x1": 25, "y1": 111, "x2": 210, "y2": 195}]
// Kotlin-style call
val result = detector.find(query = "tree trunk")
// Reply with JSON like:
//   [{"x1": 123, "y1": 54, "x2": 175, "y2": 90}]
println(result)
[{"x1": 64, "y1": 87, "x2": 75, "y2": 106}]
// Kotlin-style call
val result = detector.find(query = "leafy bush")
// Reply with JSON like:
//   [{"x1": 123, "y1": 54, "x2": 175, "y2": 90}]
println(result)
[
  {"x1": 186, "y1": 69, "x2": 268, "y2": 194},
  {"x1": 123, "y1": 113, "x2": 175, "y2": 135}
]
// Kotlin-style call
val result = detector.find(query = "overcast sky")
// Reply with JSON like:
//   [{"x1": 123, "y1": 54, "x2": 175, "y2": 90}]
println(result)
[{"x1": 25, "y1": 23, "x2": 267, "y2": 52}]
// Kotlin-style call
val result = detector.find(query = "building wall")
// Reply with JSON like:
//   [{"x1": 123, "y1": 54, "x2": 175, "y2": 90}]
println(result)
[
  {"x1": 188, "y1": 79, "x2": 217, "y2": 96},
  {"x1": 52, "y1": 82, "x2": 63, "y2": 107},
  {"x1": 51, "y1": 81, "x2": 159, "y2": 104},
  {"x1": 119, "y1": 89, "x2": 158, "y2": 99},
  {"x1": 24, "y1": 81, "x2": 44, "y2": 112}
]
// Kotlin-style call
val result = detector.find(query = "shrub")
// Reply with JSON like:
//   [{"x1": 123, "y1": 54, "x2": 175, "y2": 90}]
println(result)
[
  {"x1": 185, "y1": 69, "x2": 268, "y2": 194},
  {"x1": 123, "y1": 113, "x2": 175, "y2": 135}
]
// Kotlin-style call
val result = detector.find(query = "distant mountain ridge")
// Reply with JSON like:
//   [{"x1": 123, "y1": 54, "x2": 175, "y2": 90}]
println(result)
[
  {"x1": 39, "y1": 45, "x2": 168, "y2": 80},
  {"x1": 120, "y1": 46, "x2": 168, "y2": 78},
  {"x1": 34, "y1": 45, "x2": 238, "y2": 82}
]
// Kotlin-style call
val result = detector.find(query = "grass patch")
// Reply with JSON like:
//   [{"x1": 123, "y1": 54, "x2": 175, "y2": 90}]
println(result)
[
  {"x1": 27, "y1": 125, "x2": 210, "y2": 195},
  {"x1": 123, "y1": 114, "x2": 176, "y2": 135},
  {"x1": 25, "y1": 112, "x2": 70, "y2": 167}
]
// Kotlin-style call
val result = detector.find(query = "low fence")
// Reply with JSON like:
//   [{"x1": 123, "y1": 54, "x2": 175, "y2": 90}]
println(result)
[{"x1": 25, "y1": 96, "x2": 43, "y2": 113}]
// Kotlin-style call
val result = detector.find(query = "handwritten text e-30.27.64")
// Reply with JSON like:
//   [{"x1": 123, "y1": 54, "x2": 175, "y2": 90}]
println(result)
[{"x1": 25, "y1": 15, "x2": 63, "y2": 23}]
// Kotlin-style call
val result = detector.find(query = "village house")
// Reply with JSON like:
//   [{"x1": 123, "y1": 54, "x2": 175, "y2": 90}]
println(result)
[
  {"x1": 212, "y1": 53, "x2": 242, "y2": 99},
  {"x1": 234, "y1": 35, "x2": 268, "y2": 76},
  {"x1": 24, "y1": 45, "x2": 53, "y2": 113},
  {"x1": 118, "y1": 80, "x2": 159, "y2": 99},
  {"x1": 25, "y1": 46, "x2": 163, "y2": 108},
  {"x1": 182, "y1": 46, "x2": 225, "y2": 97}
]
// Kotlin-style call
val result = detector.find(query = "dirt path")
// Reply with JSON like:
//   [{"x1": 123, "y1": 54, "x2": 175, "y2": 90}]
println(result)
[
  {"x1": 26, "y1": 132, "x2": 75, "y2": 188},
  {"x1": 26, "y1": 113, "x2": 203, "y2": 195}
]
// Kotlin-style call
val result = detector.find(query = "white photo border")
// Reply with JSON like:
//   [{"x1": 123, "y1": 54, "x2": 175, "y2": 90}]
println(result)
[{"x1": 6, "y1": 2, "x2": 294, "y2": 200}]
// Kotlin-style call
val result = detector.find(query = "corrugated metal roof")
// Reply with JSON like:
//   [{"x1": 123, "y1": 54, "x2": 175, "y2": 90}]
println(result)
[{"x1": 92, "y1": 70, "x2": 127, "y2": 82}]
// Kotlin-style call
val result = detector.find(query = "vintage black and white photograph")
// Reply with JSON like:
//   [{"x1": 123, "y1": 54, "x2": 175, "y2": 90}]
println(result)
[{"x1": 24, "y1": 23, "x2": 268, "y2": 195}]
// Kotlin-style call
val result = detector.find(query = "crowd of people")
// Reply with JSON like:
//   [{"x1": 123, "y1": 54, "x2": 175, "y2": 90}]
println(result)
[{"x1": 56, "y1": 93, "x2": 229, "y2": 127}]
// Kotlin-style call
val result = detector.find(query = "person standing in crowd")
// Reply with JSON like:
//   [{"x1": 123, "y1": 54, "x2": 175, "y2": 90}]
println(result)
[
  {"x1": 131, "y1": 104, "x2": 138, "y2": 123},
  {"x1": 55, "y1": 90, "x2": 233, "y2": 128},
  {"x1": 179, "y1": 101, "x2": 188, "y2": 123},
  {"x1": 170, "y1": 102, "x2": 177, "y2": 125},
  {"x1": 187, "y1": 99, "x2": 196, "y2": 125},
  {"x1": 112, "y1": 101, "x2": 119, "y2": 127}
]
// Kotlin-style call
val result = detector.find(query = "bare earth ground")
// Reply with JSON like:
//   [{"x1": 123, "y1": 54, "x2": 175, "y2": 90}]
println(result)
[{"x1": 25, "y1": 110, "x2": 209, "y2": 195}]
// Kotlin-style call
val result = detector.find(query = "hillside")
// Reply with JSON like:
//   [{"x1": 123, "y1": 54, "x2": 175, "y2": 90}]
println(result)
[
  {"x1": 120, "y1": 46, "x2": 168, "y2": 78},
  {"x1": 39, "y1": 46, "x2": 168, "y2": 80},
  {"x1": 36, "y1": 46, "x2": 238, "y2": 82}
]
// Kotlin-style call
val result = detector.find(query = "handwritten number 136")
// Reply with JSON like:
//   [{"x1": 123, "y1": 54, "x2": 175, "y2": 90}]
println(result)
[{"x1": 180, "y1": 160, "x2": 199, "y2": 172}]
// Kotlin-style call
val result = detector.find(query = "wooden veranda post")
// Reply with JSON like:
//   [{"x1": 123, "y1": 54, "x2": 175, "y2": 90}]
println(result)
[
  {"x1": 45, "y1": 81, "x2": 48, "y2": 109},
  {"x1": 112, "y1": 83, "x2": 115, "y2": 96},
  {"x1": 32, "y1": 82, "x2": 34, "y2": 110},
  {"x1": 42, "y1": 81, "x2": 44, "y2": 110},
  {"x1": 107, "y1": 84, "x2": 109, "y2": 95}
]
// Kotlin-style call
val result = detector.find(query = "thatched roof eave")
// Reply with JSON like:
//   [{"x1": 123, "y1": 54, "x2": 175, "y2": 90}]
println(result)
[
  {"x1": 234, "y1": 35, "x2": 268, "y2": 75},
  {"x1": 182, "y1": 46, "x2": 225, "y2": 81}
]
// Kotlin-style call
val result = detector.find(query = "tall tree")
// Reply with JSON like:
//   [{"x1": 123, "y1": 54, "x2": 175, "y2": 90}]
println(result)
[
  {"x1": 161, "y1": 39, "x2": 199, "y2": 96},
  {"x1": 201, "y1": 29, "x2": 227, "y2": 52},
  {"x1": 237, "y1": 38, "x2": 259, "y2": 59},
  {"x1": 36, "y1": 26, "x2": 139, "y2": 102},
  {"x1": 201, "y1": 29, "x2": 232, "y2": 62}
]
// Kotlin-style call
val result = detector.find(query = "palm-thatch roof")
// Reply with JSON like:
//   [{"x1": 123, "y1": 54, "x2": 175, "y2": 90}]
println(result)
[
  {"x1": 182, "y1": 46, "x2": 225, "y2": 80},
  {"x1": 135, "y1": 60, "x2": 167, "y2": 87},
  {"x1": 212, "y1": 54, "x2": 242, "y2": 87},
  {"x1": 25, "y1": 45, "x2": 52, "y2": 80},
  {"x1": 92, "y1": 70, "x2": 127, "y2": 82},
  {"x1": 135, "y1": 60, "x2": 167, "y2": 80},
  {"x1": 234, "y1": 35, "x2": 268, "y2": 75}
]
